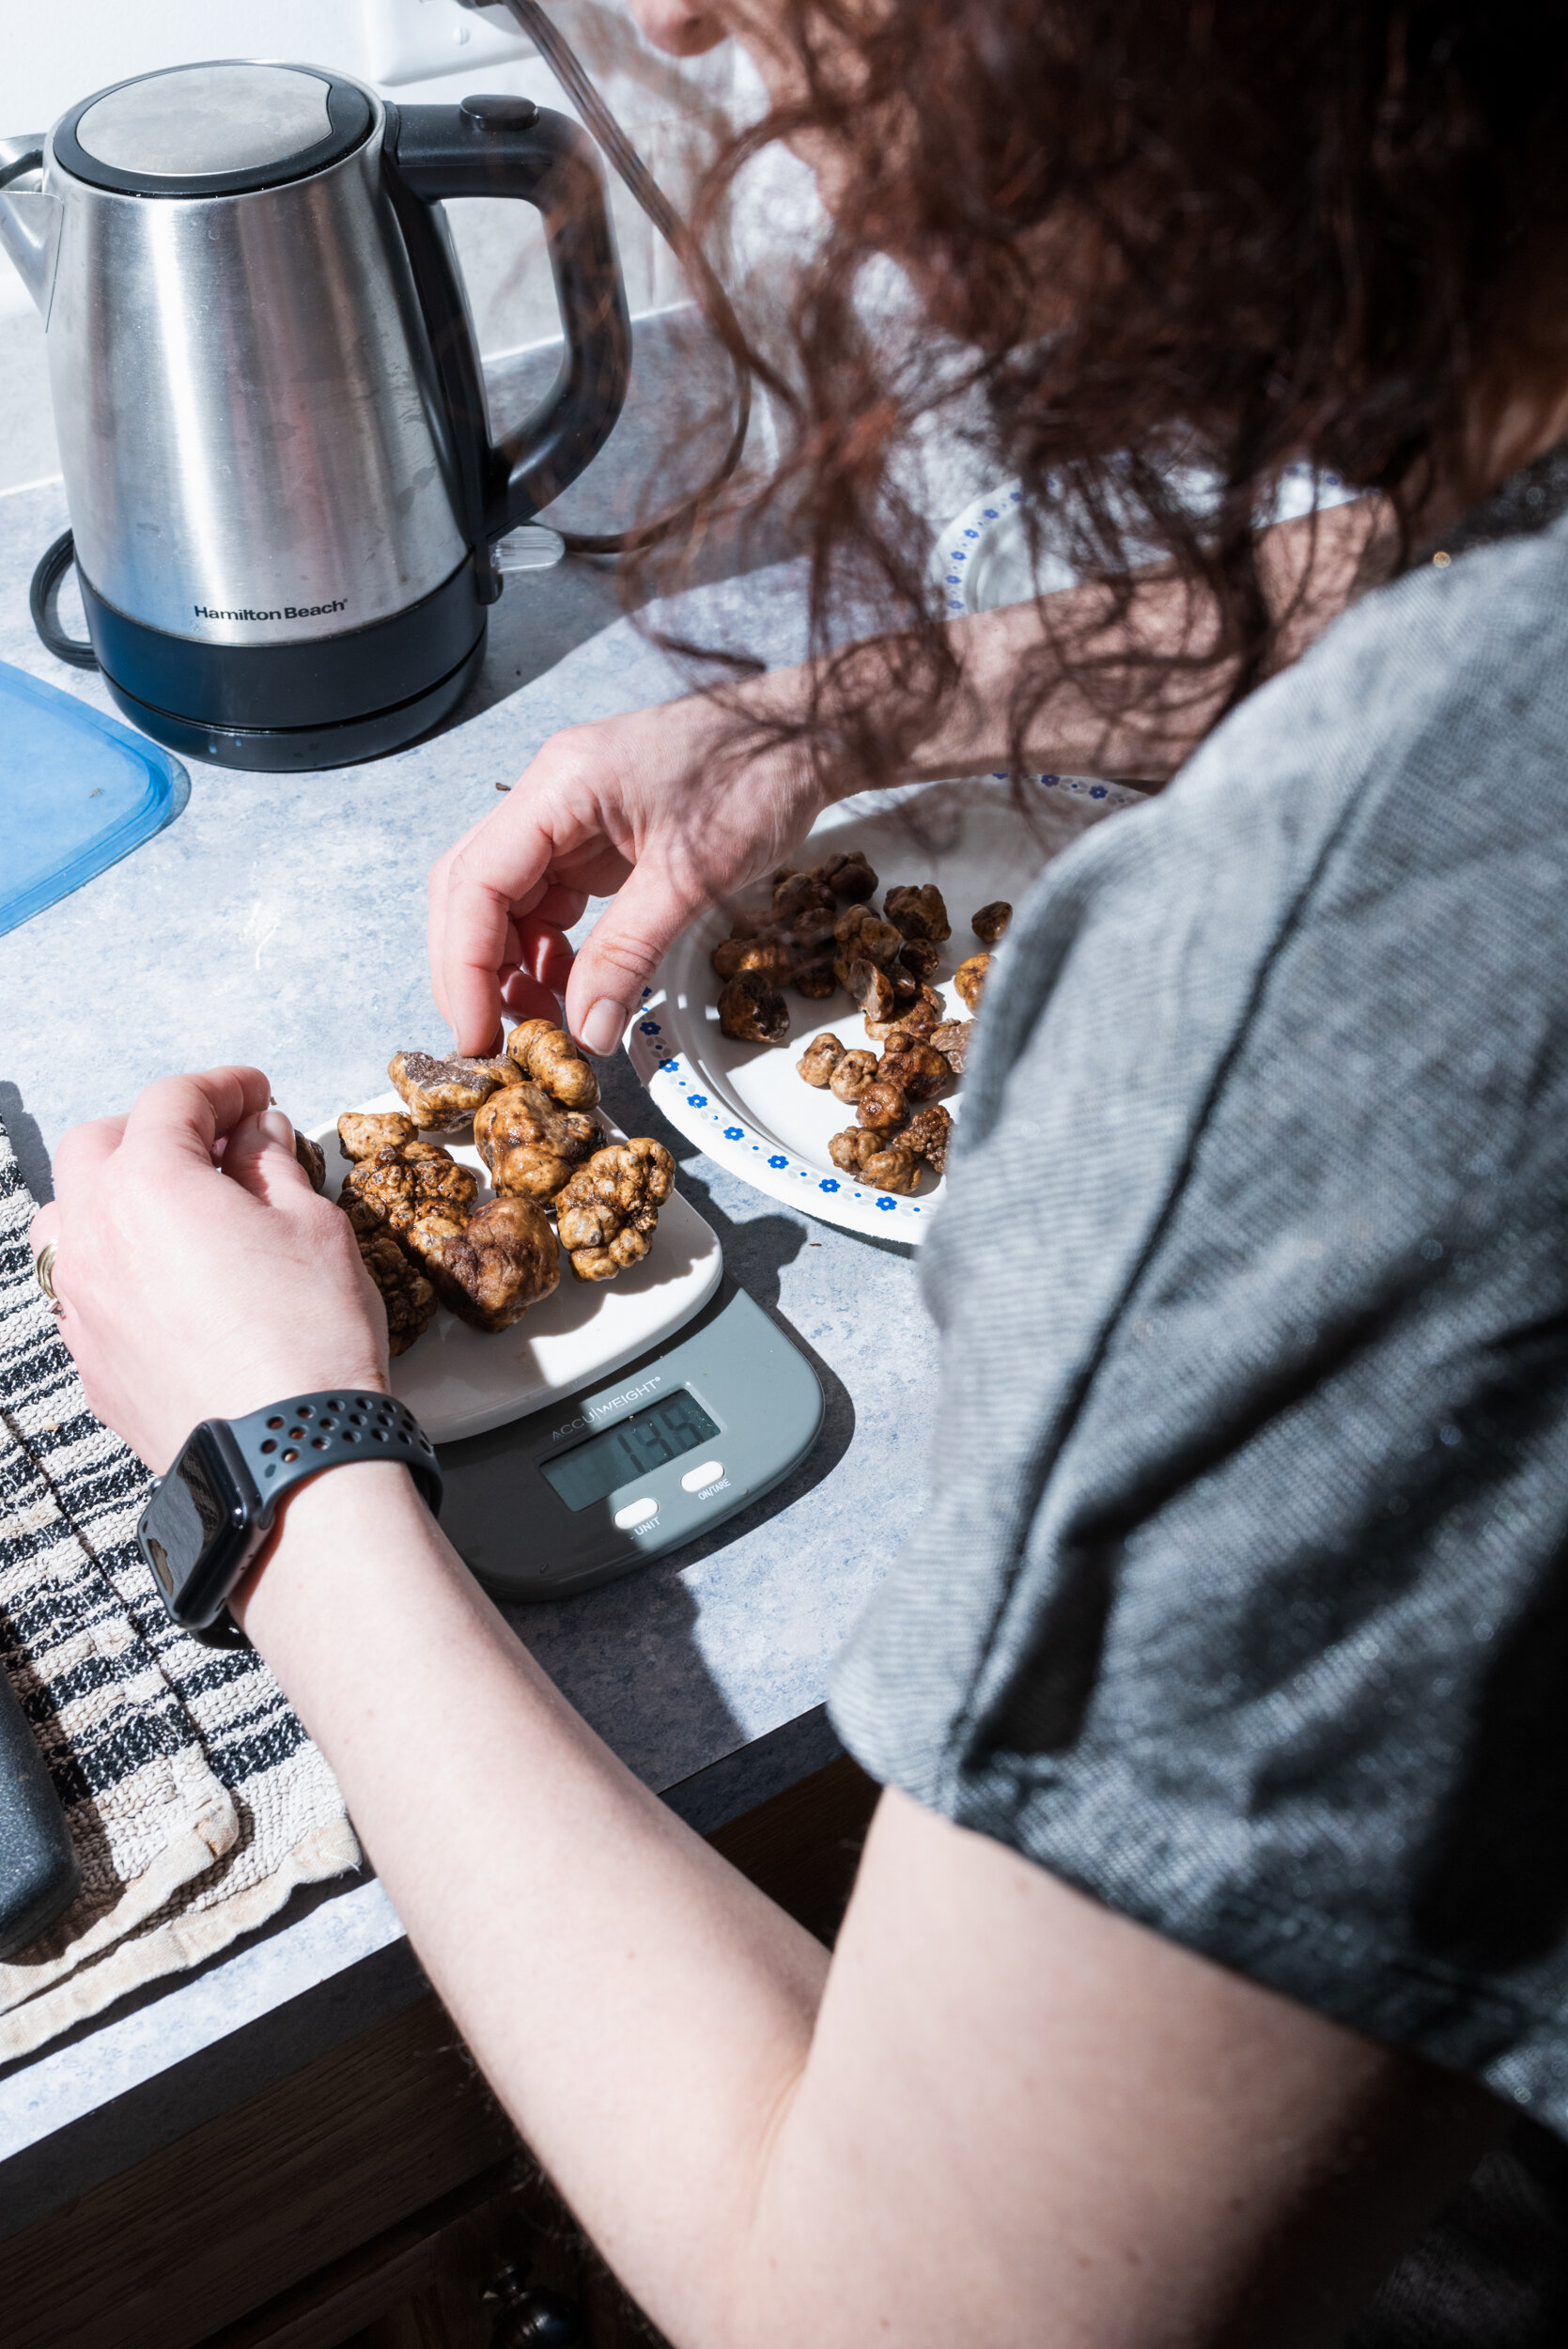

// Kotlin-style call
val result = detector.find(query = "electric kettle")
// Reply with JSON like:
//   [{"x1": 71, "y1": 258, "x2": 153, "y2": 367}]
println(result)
[{"x1": 0, "y1": 60, "x2": 630, "y2": 769}]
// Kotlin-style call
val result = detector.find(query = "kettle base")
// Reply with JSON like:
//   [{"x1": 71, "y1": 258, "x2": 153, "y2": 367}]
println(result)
[{"x1": 97, "y1": 637, "x2": 487, "y2": 772}]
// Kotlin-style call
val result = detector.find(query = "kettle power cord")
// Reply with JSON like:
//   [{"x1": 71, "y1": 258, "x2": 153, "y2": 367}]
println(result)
[
  {"x1": 26, "y1": 8, "x2": 754, "y2": 669},
  {"x1": 29, "y1": 529, "x2": 98, "y2": 668}
]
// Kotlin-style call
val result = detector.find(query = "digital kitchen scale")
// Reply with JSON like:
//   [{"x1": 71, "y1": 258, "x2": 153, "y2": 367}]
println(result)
[
  {"x1": 310, "y1": 1097, "x2": 824, "y2": 1598},
  {"x1": 437, "y1": 1280, "x2": 823, "y2": 1600}
]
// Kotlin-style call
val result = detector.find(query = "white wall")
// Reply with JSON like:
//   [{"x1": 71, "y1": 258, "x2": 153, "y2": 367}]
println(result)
[{"x1": 0, "y1": 0, "x2": 745, "y2": 486}]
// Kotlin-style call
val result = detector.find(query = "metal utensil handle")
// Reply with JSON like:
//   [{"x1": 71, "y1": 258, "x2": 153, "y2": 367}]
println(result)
[{"x1": 383, "y1": 102, "x2": 630, "y2": 590}]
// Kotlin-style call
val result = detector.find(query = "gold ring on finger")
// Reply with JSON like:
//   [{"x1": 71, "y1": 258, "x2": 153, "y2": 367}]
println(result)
[{"x1": 34, "y1": 1239, "x2": 63, "y2": 1313}]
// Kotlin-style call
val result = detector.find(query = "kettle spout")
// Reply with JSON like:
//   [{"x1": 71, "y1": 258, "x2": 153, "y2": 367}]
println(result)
[{"x1": 0, "y1": 138, "x2": 62, "y2": 319}]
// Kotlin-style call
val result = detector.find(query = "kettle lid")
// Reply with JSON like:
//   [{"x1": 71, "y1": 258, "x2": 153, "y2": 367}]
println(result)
[{"x1": 54, "y1": 62, "x2": 372, "y2": 199}]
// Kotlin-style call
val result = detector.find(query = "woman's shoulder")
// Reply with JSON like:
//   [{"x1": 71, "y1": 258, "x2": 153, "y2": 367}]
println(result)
[{"x1": 966, "y1": 513, "x2": 1568, "y2": 1146}]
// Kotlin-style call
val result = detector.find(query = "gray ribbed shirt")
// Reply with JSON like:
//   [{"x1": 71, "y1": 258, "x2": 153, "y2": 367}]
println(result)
[{"x1": 829, "y1": 500, "x2": 1568, "y2": 2135}]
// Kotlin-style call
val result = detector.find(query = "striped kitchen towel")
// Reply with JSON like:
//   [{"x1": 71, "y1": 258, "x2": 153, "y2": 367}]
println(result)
[{"x1": 0, "y1": 1116, "x2": 359, "y2": 2061}]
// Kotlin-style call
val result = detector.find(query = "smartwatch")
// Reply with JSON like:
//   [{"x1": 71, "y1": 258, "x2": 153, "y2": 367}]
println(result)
[{"x1": 136, "y1": 1392, "x2": 443, "y2": 1629}]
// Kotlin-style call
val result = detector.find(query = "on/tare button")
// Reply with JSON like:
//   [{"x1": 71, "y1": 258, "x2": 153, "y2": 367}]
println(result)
[
  {"x1": 680, "y1": 1459, "x2": 724, "y2": 1492},
  {"x1": 613, "y1": 1496, "x2": 659, "y2": 1531}
]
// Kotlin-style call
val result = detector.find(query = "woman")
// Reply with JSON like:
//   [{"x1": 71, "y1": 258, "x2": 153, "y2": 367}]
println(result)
[{"x1": 32, "y1": 4, "x2": 1568, "y2": 2340}]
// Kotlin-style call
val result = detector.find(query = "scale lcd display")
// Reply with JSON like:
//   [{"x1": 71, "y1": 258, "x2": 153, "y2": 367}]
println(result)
[{"x1": 539, "y1": 1389, "x2": 722, "y2": 1514}]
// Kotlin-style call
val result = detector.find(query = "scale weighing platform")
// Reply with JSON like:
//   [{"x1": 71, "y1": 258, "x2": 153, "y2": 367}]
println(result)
[
  {"x1": 439, "y1": 1280, "x2": 822, "y2": 1600},
  {"x1": 313, "y1": 1097, "x2": 823, "y2": 1601}
]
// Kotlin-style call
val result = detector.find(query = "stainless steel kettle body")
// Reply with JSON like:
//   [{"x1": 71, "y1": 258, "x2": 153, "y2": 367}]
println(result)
[{"x1": 0, "y1": 61, "x2": 629, "y2": 769}]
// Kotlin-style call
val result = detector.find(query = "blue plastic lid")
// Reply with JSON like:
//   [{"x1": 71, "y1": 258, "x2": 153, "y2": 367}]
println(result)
[{"x1": 0, "y1": 662, "x2": 189, "y2": 937}]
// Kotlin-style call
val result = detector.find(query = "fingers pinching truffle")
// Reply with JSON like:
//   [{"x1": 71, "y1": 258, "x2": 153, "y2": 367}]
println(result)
[
  {"x1": 971, "y1": 900, "x2": 1012, "y2": 944},
  {"x1": 389, "y1": 1050, "x2": 518, "y2": 1130},
  {"x1": 555, "y1": 1138, "x2": 676, "y2": 1283},
  {"x1": 474, "y1": 1082, "x2": 600, "y2": 1204},
  {"x1": 506, "y1": 1019, "x2": 599, "y2": 1112},
  {"x1": 338, "y1": 1109, "x2": 417, "y2": 1162},
  {"x1": 954, "y1": 954, "x2": 991, "y2": 1013},
  {"x1": 883, "y1": 883, "x2": 951, "y2": 943},
  {"x1": 719, "y1": 969, "x2": 790, "y2": 1044}
]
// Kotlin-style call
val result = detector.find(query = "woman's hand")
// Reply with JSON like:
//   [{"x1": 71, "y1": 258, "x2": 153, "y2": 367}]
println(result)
[
  {"x1": 428, "y1": 695, "x2": 826, "y2": 1059},
  {"x1": 28, "y1": 1067, "x2": 387, "y2": 1473}
]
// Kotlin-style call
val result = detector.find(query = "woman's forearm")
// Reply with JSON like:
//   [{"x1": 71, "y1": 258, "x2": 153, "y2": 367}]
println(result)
[
  {"x1": 840, "y1": 495, "x2": 1388, "y2": 789},
  {"x1": 239, "y1": 1464, "x2": 828, "y2": 2336}
]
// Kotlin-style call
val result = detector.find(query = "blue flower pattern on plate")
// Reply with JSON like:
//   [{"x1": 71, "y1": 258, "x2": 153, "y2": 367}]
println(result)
[
  {"x1": 688, "y1": 1094, "x2": 707, "y2": 1109},
  {"x1": 638, "y1": 1019, "x2": 661, "y2": 1035},
  {"x1": 723, "y1": 1126, "x2": 743, "y2": 1140},
  {"x1": 768, "y1": 1154, "x2": 788, "y2": 1169}
]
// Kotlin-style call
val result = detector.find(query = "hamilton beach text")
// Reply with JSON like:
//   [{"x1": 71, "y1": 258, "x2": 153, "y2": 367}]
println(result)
[{"x1": 193, "y1": 599, "x2": 347, "y2": 621}]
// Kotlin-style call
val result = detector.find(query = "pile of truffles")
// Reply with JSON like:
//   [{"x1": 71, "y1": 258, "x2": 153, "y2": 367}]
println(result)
[
  {"x1": 332, "y1": 1019, "x2": 674, "y2": 1357},
  {"x1": 784, "y1": 874, "x2": 1012, "y2": 1195},
  {"x1": 711, "y1": 848, "x2": 955, "y2": 1045}
]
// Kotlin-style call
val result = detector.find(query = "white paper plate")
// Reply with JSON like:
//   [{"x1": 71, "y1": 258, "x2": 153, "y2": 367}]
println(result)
[
  {"x1": 310, "y1": 1092, "x2": 722, "y2": 1441},
  {"x1": 936, "y1": 466, "x2": 1362, "y2": 620},
  {"x1": 624, "y1": 775, "x2": 1148, "y2": 1242},
  {"x1": 934, "y1": 482, "x2": 1076, "y2": 617}
]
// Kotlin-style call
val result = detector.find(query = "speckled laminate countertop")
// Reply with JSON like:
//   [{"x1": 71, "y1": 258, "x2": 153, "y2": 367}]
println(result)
[{"x1": 0, "y1": 375, "x2": 937, "y2": 2232}]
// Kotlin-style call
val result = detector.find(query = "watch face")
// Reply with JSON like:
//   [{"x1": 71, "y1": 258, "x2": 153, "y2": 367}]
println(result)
[{"x1": 138, "y1": 1423, "x2": 256, "y2": 1627}]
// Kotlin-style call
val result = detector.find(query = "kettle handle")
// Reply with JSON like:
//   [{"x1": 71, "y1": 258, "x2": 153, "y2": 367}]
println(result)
[{"x1": 383, "y1": 101, "x2": 630, "y2": 601}]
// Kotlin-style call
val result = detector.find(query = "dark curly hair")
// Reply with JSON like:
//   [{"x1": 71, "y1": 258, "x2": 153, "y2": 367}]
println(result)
[{"x1": 636, "y1": 0, "x2": 1568, "y2": 789}]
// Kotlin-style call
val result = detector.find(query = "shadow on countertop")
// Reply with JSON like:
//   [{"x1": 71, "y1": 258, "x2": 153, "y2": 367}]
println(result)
[{"x1": 0, "y1": 1083, "x2": 54, "y2": 1207}]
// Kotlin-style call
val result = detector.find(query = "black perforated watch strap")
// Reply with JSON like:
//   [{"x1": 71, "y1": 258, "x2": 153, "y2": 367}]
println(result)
[{"x1": 230, "y1": 1391, "x2": 443, "y2": 1522}]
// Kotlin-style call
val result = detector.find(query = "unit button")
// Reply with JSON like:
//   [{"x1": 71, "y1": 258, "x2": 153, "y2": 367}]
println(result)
[
  {"x1": 680, "y1": 1459, "x2": 724, "y2": 1492},
  {"x1": 613, "y1": 1496, "x2": 659, "y2": 1531}
]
